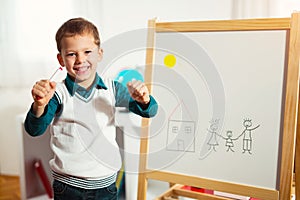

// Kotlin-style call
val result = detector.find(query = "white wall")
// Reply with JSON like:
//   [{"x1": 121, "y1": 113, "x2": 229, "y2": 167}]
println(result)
[
  {"x1": 269, "y1": 0, "x2": 300, "y2": 17},
  {"x1": 100, "y1": 0, "x2": 233, "y2": 39},
  {"x1": 0, "y1": 88, "x2": 32, "y2": 174}
]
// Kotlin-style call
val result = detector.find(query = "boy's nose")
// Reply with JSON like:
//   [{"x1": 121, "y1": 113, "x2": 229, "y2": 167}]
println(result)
[{"x1": 75, "y1": 53, "x2": 86, "y2": 64}]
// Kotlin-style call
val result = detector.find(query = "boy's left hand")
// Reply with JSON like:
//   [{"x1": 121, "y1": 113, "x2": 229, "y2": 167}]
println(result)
[{"x1": 127, "y1": 80, "x2": 150, "y2": 105}]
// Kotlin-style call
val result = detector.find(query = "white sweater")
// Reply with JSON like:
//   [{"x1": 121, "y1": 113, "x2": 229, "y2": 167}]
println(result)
[{"x1": 49, "y1": 79, "x2": 122, "y2": 180}]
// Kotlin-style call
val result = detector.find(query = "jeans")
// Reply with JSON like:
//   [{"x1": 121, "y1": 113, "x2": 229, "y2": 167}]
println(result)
[{"x1": 53, "y1": 180, "x2": 118, "y2": 200}]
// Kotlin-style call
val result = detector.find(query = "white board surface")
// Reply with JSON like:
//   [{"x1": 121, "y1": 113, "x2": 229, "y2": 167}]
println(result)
[{"x1": 147, "y1": 30, "x2": 287, "y2": 190}]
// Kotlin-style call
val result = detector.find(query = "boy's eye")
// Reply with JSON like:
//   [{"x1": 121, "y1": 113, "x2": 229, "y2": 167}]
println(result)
[
  {"x1": 67, "y1": 53, "x2": 76, "y2": 57},
  {"x1": 85, "y1": 50, "x2": 92, "y2": 54}
]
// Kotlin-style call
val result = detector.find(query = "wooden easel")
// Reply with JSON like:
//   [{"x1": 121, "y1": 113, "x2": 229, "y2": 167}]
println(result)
[{"x1": 138, "y1": 13, "x2": 300, "y2": 200}]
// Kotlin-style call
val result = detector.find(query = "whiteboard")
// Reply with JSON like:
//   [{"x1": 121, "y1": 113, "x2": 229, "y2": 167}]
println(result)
[{"x1": 146, "y1": 30, "x2": 287, "y2": 190}]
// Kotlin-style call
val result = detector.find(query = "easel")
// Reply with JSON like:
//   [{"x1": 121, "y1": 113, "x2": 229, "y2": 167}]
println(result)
[{"x1": 138, "y1": 13, "x2": 300, "y2": 200}]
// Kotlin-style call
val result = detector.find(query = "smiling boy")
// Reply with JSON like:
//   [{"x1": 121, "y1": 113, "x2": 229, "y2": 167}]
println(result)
[{"x1": 24, "y1": 17, "x2": 157, "y2": 200}]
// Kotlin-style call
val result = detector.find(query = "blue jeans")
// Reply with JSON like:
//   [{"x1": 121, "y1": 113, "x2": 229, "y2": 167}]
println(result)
[{"x1": 53, "y1": 180, "x2": 118, "y2": 200}]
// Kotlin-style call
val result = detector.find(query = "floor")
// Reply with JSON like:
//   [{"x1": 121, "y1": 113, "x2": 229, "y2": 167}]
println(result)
[{"x1": 0, "y1": 175, "x2": 21, "y2": 200}]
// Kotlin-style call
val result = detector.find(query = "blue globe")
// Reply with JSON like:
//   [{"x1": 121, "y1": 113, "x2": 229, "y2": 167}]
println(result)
[{"x1": 115, "y1": 69, "x2": 144, "y2": 87}]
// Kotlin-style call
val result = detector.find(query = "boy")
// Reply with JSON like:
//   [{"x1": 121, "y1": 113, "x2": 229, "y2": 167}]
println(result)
[{"x1": 24, "y1": 17, "x2": 157, "y2": 200}]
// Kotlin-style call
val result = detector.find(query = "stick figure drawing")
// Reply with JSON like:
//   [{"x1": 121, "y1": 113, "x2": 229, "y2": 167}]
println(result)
[
  {"x1": 219, "y1": 130, "x2": 237, "y2": 152},
  {"x1": 237, "y1": 119, "x2": 260, "y2": 154},
  {"x1": 207, "y1": 119, "x2": 220, "y2": 152}
]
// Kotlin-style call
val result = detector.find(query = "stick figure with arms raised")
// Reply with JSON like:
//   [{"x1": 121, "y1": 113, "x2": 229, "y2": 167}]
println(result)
[{"x1": 237, "y1": 119, "x2": 260, "y2": 154}]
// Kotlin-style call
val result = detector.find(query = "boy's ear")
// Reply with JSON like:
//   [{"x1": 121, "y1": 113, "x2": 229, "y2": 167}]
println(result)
[
  {"x1": 57, "y1": 53, "x2": 65, "y2": 66},
  {"x1": 97, "y1": 48, "x2": 103, "y2": 62}
]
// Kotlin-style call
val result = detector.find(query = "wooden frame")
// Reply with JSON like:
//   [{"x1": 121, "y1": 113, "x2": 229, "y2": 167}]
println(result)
[{"x1": 138, "y1": 13, "x2": 300, "y2": 200}]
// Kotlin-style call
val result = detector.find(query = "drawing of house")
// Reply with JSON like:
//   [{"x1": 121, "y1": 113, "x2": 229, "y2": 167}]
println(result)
[{"x1": 166, "y1": 120, "x2": 195, "y2": 152}]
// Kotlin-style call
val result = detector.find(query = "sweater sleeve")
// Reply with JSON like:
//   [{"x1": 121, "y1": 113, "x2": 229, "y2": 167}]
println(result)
[
  {"x1": 24, "y1": 94, "x2": 60, "y2": 137},
  {"x1": 113, "y1": 81, "x2": 158, "y2": 118}
]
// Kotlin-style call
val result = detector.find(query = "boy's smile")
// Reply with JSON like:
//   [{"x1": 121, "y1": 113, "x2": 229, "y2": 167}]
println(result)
[
  {"x1": 57, "y1": 33, "x2": 103, "y2": 89},
  {"x1": 73, "y1": 65, "x2": 90, "y2": 73},
  {"x1": 73, "y1": 63, "x2": 92, "y2": 78}
]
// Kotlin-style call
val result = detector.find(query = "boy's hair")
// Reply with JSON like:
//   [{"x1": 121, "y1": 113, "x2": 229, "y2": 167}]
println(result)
[{"x1": 55, "y1": 17, "x2": 101, "y2": 52}]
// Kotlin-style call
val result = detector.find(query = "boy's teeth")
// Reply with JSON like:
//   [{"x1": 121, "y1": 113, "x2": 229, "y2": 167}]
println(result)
[{"x1": 76, "y1": 66, "x2": 88, "y2": 71}]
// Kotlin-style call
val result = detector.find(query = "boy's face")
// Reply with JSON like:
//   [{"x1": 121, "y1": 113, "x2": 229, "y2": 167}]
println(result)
[{"x1": 57, "y1": 33, "x2": 103, "y2": 88}]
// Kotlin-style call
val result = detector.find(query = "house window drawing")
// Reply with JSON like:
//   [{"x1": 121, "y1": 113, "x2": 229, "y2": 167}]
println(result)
[
  {"x1": 185, "y1": 126, "x2": 192, "y2": 134},
  {"x1": 172, "y1": 126, "x2": 179, "y2": 133}
]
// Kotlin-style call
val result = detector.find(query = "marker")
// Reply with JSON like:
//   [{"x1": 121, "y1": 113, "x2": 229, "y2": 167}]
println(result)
[
  {"x1": 36, "y1": 67, "x2": 63, "y2": 100},
  {"x1": 49, "y1": 67, "x2": 63, "y2": 81}
]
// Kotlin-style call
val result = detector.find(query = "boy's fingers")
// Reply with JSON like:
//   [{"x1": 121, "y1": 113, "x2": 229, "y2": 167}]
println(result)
[
  {"x1": 133, "y1": 80, "x2": 145, "y2": 90},
  {"x1": 127, "y1": 80, "x2": 150, "y2": 103},
  {"x1": 129, "y1": 80, "x2": 147, "y2": 92},
  {"x1": 127, "y1": 81, "x2": 137, "y2": 94},
  {"x1": 32, "y1": 80, "x2": 56, "y2": 101},
  {"x1": 139, "y1": 85, "x2": 148, "y2": 94},
  {"x1": 35, "y1": 80, "x2": 50, "y2": 90},
  {"x1": 131, "y1": 80, "x2": 140, "y2": 87},
  {"x1": 135, "y1": 83, "x2": 145, "y2": 93},
  {"x1": 50, "y1": 81, "x2": 57, "y2": 88}
]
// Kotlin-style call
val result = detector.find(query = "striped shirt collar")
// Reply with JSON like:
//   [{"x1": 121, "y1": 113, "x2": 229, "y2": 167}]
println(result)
[{"x1": 64, "y1": 73, "x2": 108, "y2": 97}]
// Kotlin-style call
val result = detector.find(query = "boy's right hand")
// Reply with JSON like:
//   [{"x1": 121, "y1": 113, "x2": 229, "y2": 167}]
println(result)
[{"x1": 31, "y1": 80, "x2": 56, "y2": 107}]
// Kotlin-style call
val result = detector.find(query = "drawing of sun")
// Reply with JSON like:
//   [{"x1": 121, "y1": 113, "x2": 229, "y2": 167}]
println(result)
[{"x1": 164, "y1": 54, "x2": 176, "y2": 68}]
